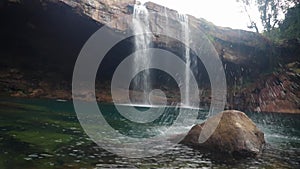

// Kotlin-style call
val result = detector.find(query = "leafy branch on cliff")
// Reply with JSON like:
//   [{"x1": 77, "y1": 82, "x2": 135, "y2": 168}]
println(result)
[
  {"x1": 236, "y1": 0, "x2": 299, "y2": 35},
  {"x1": 279, "y1": 4, "x2": 300, "y2": 39}
]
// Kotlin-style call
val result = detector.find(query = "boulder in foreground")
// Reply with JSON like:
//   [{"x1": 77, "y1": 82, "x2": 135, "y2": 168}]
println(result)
[{"x1": 180, "y1": 110, "x2": 265, "y2": 157}]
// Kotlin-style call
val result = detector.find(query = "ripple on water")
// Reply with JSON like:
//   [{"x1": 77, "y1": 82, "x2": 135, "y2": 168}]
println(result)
[
  {"x1": 40, "y1": 153, "x2": 53, "y2": 157},
  {"x1": 1, "y1": 99, "x2": 299, "y2": 169},
  {"x1": 28, "y1": 154, "x2": 38, "y2": 158}
]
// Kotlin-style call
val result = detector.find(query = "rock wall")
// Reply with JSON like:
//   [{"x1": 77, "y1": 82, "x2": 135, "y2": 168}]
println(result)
[
  {"x1": 53, "y1": 0, "x2": 276, "y2": 84},
  {"x1": 0, "y1": 0, "x2": 274, "y2": 78},
  {"x1": 0, "y1": 0, "x2": 299, "y2": 113}
]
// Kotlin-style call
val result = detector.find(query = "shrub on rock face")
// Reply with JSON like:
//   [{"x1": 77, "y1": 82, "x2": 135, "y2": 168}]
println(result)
[{"x1": 180, "y1": 110, "x2": 265, "y2": 158}]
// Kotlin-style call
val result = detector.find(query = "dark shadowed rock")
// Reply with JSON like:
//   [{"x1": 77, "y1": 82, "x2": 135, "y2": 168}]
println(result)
[
  {"x1": 0, "y1": 0, "x2": 298, "y2": 113},
  {"x1": 180, "y1": 110, "x2": 265, "y2": 157}
]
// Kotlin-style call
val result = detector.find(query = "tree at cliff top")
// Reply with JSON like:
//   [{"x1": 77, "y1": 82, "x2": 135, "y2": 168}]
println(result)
[
  {"x1": 260, "y1": 3, "x2": 300, "y2": 42},
  {"x1": 279, "y1": 4, "x2": 300, "y2": 39},
  {"x1": 237, "y1": 0, "x2": 299, "y2": 34}
]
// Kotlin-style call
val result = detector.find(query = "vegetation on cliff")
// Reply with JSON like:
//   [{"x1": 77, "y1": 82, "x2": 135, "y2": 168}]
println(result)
[{"x1": 0, "y1": 0, "x2": 299, "y2": 113}]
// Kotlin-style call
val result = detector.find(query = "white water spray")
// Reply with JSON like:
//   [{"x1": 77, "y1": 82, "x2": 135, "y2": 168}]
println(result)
[
  {"x1": 179, "y1": 14, "x2": 191, "y2": 106},
  {"x1": 132, "y1": 3, "x2": 152, "y2": 104}
]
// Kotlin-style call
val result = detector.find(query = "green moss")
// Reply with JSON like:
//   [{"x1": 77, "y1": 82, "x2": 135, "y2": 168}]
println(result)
[
  {"x1": 206, "y1": 34, "x2": 216, "y2": 43},
  {"x1": 0, "y1": 101, "x2": 49, "y2": 112},
  {"x1": 293, "y1": 69, "x2": 300, "y2": 74},
  {"x1": 34, "y1": 117, "x2": 81, "y2": 129},
  {"x1": 0, "y1": 154, "x2": 28, "y2": 169},
  {"x1": 284, "y1": 62, "x2": 300, "y2": 73},
  {"x1": 9, "y1": 131, "x2": 72, "y2": 152}
]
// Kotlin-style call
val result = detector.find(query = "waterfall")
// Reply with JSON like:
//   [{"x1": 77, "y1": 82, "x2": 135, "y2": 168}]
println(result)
[
  {"x1": 164, "y1": 7, "x2": 169, "y2": 46},
  {"x1": 164, "y1": 7, "x2": 168, "y2": 24},
  {"x1": 132, "y1": 3, "x2": 152, "y2": 104},
  {"x1": 179, "y1": 14, "x2": 191, "y2": 106},
  {"x1": 131, "y1": 4, "x2": 191, "y2": 106}
]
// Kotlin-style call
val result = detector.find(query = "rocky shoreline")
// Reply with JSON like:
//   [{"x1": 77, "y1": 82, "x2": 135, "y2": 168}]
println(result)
[{"x1": 1, "y1": 63, "x2": 299, "y2": 114}]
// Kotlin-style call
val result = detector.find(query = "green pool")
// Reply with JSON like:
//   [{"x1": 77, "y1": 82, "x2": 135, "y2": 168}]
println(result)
[{"x1": 0, "y1": 97, "x2": 299, "y2": 168}]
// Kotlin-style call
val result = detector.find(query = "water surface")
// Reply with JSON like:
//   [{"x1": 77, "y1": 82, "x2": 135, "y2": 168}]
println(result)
[{"x1": 0, "y1": 97, "x2": 299, "y2": 168}]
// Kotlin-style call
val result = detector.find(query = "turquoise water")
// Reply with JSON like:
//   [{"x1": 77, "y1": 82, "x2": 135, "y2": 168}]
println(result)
[{"x1": 0, "y1": 97, "x2": 299, "y2": 168}]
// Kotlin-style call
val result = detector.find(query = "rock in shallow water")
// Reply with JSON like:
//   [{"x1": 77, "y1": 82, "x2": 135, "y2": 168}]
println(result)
[{"x1": 180, "y1": 110, "x2": 265, "y2": 157}]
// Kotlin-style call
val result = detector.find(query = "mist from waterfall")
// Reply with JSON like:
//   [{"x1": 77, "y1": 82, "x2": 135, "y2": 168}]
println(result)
[
  {"x1": 132, "y1": 3, "x2": 152, "y2": 104},
  {"x1": 179, "y1": 14, "x2": 191, "y2": 106}
]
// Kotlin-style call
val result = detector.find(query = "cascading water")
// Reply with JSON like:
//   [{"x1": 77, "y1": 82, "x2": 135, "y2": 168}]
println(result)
[
  {"x1": 132, "y1": 3, "x2": 152, "y2": 104},
  {"x1": 131, "y1": 4, "x2": 191, "y2": 106},
  {"x1": 164, "y1": 7, "x2": 169, "y2": 46},
  {"x1": 179, "y1": 14, "x2": 191, "y2": 106},
  {"x1": 164, "y1": 7, "x2": 168, "y2": 27}
]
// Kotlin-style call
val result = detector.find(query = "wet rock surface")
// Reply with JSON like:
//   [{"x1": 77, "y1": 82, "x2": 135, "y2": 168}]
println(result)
[
  {"x1": 0, "y1": 0, "x2": 299, "y2": 113},
  {"x1": 229, "y1": 62, "x2": 300, "y2": 113},
  {"x1": 180, "y1": 110, "x2": 266, "y2": 158}
]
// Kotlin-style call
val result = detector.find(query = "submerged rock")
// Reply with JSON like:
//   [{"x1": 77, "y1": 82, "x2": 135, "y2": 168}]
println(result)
[{"x1": 180, "y1": 110, "x2": 265, "y2": 157}]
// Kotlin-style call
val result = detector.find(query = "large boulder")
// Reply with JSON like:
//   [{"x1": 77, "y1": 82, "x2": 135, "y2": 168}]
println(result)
[{"x1": 180, "y1": 110, "x2": 265, "y2": 157}]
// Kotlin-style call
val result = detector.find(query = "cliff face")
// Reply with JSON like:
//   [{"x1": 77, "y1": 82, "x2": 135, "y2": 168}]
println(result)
[
  {"x1": 0, "y1": 0, "x2": 272, "y2": 77},
  {"x1": 56, "y1": 0, "x2": 274, "y2": 82},
  {"x1": 0, "y1": 0, "x2": 299, "y2": 113}
]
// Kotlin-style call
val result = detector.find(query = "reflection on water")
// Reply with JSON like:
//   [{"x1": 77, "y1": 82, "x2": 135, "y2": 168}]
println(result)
[{"x1": 0, "y1": 97, "x2": 299, "y2": 168}]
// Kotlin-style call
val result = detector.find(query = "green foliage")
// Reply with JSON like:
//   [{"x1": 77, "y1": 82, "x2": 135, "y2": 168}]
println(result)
[
  {"x1": 279, "y1": 4, "x2": 300, "y2": 39},
  {"x1": 237, "y1": 0, "x2": 299, "y2": 33},
  {"x1": 265, "y1": 4, "x2": 300, "y2": 41},
  {"x1": 257, "y1": 0, "x2": 280, "y2": 32},
  {"x1": 263, "y1": 27, "x2": 281, "y2": 42}
]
